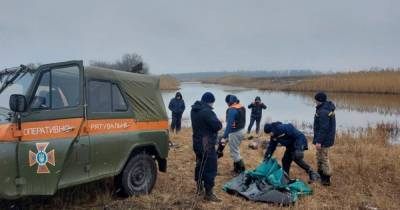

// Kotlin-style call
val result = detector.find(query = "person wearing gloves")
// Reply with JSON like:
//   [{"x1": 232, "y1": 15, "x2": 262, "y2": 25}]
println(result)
[
  {"x1": 191, "y1": 92, "x2": 223, "y2": 202},
  {"x1": 264, "y1": 122, "x2": 319, "y2": 183},
  {"x1": 313, "y1": 92, "x2": 336, "y2": 186}
]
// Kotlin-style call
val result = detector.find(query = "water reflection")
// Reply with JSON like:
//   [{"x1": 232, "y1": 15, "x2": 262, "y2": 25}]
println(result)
[{"x1": 299, "y1": 92, "x2": 400, "y2": 115}]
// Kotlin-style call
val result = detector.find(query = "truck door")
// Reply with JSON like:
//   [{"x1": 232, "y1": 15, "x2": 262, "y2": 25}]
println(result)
[
  {"x1": 86, "y1": 80, "x2": 133, "y2": 178},
  {"x1": 17, "y1": 61, "x2": 88, "y2": 196},
  {"x1": 0, "y1": 126, "x2": 18, "y2": 198}
]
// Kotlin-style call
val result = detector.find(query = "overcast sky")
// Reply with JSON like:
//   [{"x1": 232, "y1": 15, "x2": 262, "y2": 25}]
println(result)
[{"x1": 1, "y1": 0, "x2": 399, "y2": 74}]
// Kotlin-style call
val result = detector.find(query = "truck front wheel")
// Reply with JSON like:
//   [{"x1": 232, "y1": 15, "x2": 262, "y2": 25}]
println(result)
[{"x1": 120, "y1": 153, "x2": 157, "y2": 196}]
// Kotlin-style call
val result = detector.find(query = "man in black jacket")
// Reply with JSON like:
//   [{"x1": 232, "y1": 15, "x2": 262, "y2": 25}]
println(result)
[
  {"x1": 313, "y1": 92, "x2": 336, "y2": 186},
  {"x1": 247, "y1": 96, "x2": 267, "y2": 135},
  {"x1": 191, "y1": 92, "x2": 223, "y2": 202},
  {"x1": 168, "y1": 92, "x2": 185, "y2": 134}
]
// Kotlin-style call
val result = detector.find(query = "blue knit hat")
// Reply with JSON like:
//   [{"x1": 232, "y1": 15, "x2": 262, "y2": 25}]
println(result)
[
  {"x1": 201, "y1": 92, "x2": 215, "y2": 103},
  {"x1": 314, "y1": 92, "x2": 327, "y2": 102},
  {"x1": 264, "y1": 123, "x2": 274, "y2": 133},
  {"x1": 228, "y1": 95, "x2": 238, "y2": 104},
  {"x1": 225, "y1": 94, "x2": 232, "y2": 103},
  {"x1": 264, "y1": 121, "x2": 282, "y2": 134}
]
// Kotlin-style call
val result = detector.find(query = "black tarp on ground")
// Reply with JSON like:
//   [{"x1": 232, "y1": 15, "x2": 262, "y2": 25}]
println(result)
[{"x1": 223, "y1": 158, "x2": 313, "y2": 205}]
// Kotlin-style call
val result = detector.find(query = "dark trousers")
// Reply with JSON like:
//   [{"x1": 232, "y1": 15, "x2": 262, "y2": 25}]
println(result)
[
  {"x1": 193, "y1": 140, "x2": 217, "y2": 191},
  {"x1": 171, "y1": 112, "x2": 183, "y2": 133},
  {"x1": 282, "y1": 149, "x2": 311, "y2": 176},
  {"x1": 247, "y1": 116, "x2": 261, "y2": 134}
]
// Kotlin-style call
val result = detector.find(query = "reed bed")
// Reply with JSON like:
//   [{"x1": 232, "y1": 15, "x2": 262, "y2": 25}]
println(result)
[
  {"x1": 203, "y1": 70, "x2": 400, "y2": 94},
  {"x1": 290, "y1": 70, "x2": 400, "y2": 94},
  {"x1": 159, "y1": 74, "x2": 181, "y2": 90}
]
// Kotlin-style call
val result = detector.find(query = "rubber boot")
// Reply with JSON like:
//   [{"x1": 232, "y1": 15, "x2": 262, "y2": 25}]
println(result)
[
  {"x1": 238, "y1": 159, "x2": 246, "y2": 173},
  {"x1": 232, "y1": 162, "x2": 239, "y2": 174},
  {"x1": 323, "y1": 175, "x2": 331, "y2": 186},
  {"x1": 196, "y1": 181, "x2": 204, "y2": 195},
  {"x1": 307, "y1": 169, "x2": 319, "y2": 184},
  {"x1": 204, "y1": 189, "x2": 221, "y2": 202},
  {"x1": 318, "y1": 170, "x2": 330, "y2": 186},
  {"x1": 318, "y1": 170, "x2": 325, "y2": 184}
]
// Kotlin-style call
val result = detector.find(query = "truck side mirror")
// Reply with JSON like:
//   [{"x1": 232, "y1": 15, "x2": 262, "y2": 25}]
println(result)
[{"x1": 9, "y1": 94, "x2": 27, "y2": 113}]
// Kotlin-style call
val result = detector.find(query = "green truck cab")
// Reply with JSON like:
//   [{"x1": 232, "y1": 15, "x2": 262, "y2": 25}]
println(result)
[{"x1": 0, "y1": 60, "x2": 169, "y2": 199}]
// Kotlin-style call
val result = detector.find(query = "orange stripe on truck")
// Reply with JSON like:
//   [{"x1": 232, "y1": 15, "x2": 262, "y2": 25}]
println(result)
[
  {"x1": 0, "y1": 123, "x2": 18, "y2": 141},
  {"x1": 85, "y1": 119, "x2": 168, "y2": 135},
  {"x1": 0, "y1": 118, "x2": 168, "y2": 142},
  {"x1": 21, "y1": 118, "x2": 84, "y2": 141}
]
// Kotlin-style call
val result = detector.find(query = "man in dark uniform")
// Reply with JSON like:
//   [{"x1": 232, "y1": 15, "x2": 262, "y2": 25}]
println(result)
[
  {"x1": 168, "y1": 92, "x2": 185, "y2": 134},
  {"x1": 247, "y1": 96, "x2": 267, "y2": 135},
  {"x1": 264, "y1": 122, "x2": 319, "y2": 183},
  {"x1": 191, "y1": 92, "x2": 223, "y2": 202},
  {"x1": 313, "y1": 92, "x2": 336, "y2": 186}
]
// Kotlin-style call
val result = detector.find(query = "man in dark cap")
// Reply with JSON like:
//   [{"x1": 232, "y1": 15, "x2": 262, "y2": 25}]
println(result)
[
  {"x1": 220, "y1": 94, "x2": 246, "y2": 175},
  {"x1": 191, "y1": 92, "x2": 223, "y2": 202},
  {"x1": 313, "y1": 92, "x2": 336, "y2": 186},
  {"x1": 247, "y1": 96, "x2": 267, "y2": 135},
  {"x1": 264, "y1": 122, "x2": 319, "y2": 183},
  {"x1": 168, "y1": 92, "x2": 185, "y2": 134}
]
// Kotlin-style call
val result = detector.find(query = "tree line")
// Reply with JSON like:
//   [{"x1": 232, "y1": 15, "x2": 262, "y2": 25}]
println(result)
[{"x1": 90, "y1": 53, "x2": 149, "y2": 74}]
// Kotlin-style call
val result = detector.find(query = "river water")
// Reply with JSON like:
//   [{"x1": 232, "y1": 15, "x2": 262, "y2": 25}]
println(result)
[{"x1": 162, "y1": 82, "x2": 400, "y2": 142}]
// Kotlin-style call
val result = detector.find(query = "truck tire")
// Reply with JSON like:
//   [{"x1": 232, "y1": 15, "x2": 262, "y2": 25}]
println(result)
[{"x1": 120, "y1": 153, "x2": 157, "y2": 196}]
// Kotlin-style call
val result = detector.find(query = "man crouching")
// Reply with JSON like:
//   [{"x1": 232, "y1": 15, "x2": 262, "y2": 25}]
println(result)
[{"x1": 264, "y1": 122, "x2": 319, "y2": 183}]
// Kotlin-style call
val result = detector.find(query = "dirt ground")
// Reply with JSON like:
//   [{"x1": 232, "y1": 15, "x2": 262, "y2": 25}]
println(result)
[{"x1": 2, "y1": 127, "x2": 399, "y2": 210}]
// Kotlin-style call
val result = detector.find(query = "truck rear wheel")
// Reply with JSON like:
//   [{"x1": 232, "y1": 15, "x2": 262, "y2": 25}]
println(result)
[{"x1": 120, "y1": 153, "x2": 157, "y2": 196}]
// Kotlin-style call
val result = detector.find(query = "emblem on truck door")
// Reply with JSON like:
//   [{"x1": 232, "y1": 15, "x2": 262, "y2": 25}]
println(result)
[{"x1": 29, "y1": 143, "x2": 56, "y2": 174}]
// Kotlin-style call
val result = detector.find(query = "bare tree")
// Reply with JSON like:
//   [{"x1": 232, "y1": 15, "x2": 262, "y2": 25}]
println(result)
[{"x1": 90, "y1": 53, "x2": 149, "y2": 74}]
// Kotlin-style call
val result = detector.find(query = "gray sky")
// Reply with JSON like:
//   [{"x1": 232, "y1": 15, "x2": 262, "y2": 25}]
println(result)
[{"x1": 1, "y1": 0, "x2": 399, "y2": 74}]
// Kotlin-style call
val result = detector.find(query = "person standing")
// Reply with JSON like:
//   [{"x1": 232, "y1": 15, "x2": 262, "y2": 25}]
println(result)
[
  {"x1": 191, "y1": 92, "x2": 223, "y2": 202},
  {"x1": 168, "y1": 92, "x2": 185, "y2": 134},
  {"x1": 313, "y1": 92, "x2": 336, "y2": 186},
  {"x1": 220, "y1": 95, "x2": 246, "y2": 175},
  {"x1": 264, "y1": 122, "x2": 319, "y2": 183},
  {"x1": 247, "y1": 96, "x2": 267, "y2": 135}
]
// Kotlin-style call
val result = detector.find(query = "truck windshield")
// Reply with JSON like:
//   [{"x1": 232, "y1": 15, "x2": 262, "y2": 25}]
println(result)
[{"x1": 0, "y1": 71, "x2": 35, "y2": 110}]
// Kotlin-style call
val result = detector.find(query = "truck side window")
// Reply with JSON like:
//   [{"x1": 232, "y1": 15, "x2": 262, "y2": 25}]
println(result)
[
  {"x1": 31, "y1": 72, "x2": 50, "y2": 109},
  {"x1": 88, "y1": 81, "x2": 128, "y2": 113},
  {"x1": 31, "y1": 66, "x2": 80, "y2": 109},
  {"x1": 52, "y1": 66, "x2": 80, "y2": 109},
  {"x1": 88, "y1": 81, "x2": 112, "y2": 112},
  {"x1": 112, "y1": 84, "x2": 128, "y2": 112}
]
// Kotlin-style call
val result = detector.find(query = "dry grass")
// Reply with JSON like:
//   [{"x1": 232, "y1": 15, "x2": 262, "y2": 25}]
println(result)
[
  {"x1": 203, "y1": 70, "x2": 400, "y2": 94},
  {"x1": 2, "y1": 127, "x2": 400, "y2": 210},
  {"x1": 202, "y1": 75, "x2": 314, "y2": 91},
  {"x1": 159, "y1": 75, "x2": 181, "y2": 90},
  {"x1": 291, "y1": 70, "x2": 400, "y2": 94}
]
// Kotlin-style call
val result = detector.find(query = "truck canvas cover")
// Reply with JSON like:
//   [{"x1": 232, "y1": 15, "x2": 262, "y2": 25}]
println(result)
[
  {"x1": 223, "y1": 158, "x2": 312, "y2": 205},
  {"x1": 85, "y1": 66, "x2": 167, "y2": 121}
]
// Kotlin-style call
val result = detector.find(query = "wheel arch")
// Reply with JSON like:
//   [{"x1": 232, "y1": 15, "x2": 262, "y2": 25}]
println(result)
[{"x1": 118, "y1": 143, "x2": 167, "y2": 174}]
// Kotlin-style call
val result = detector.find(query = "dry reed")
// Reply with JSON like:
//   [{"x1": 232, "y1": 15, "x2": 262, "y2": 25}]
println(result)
[
  {"x1": 203, "y1": 70, "x2": 400, "y2": 94},
  {"x1": 159, "y1": 75, "x2": 181, "y2": 90},
  {"x1": 2, "y1": 126, "x2": 399, "y2": 210}
]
